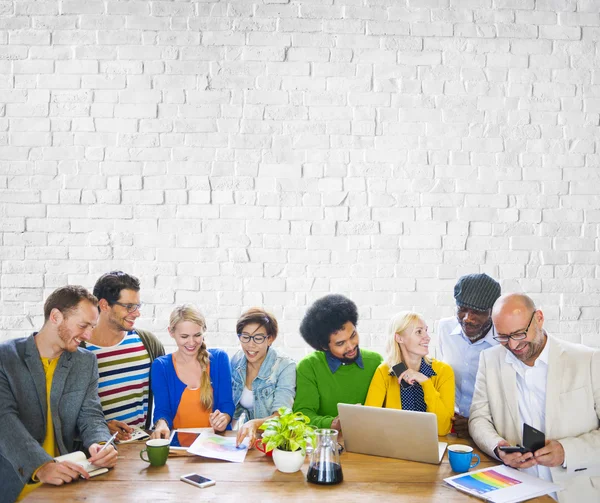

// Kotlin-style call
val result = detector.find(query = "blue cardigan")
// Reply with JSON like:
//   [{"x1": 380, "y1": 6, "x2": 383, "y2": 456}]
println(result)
[{"x1": 150, "y1": 348, "x2": 235, "y2": 430}]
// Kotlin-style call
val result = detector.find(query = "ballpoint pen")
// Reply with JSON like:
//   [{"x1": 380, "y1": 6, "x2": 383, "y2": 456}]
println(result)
[{"x1": 96, "y1": 431, "x2": 118, "y2": 455}]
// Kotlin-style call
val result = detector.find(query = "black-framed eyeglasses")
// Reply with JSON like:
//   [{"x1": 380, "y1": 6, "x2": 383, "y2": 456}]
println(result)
[
  {"x1": 238, "y1": 333, "x2": 270, "y2": 344},
  {"x1": 493, "y1": 311, "x2": 536, "y2": 343},
  {"x1": 113, "y1": 302, "x2": 142, "y2": 313}
]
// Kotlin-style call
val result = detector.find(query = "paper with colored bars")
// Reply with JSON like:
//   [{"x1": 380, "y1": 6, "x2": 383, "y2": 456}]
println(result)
[
  {"x1": 187, "y1": 432, "x2": 250, "y2": 463},
  {"x1": 444, "y1": 465, "x2": 561, "y2": 503},
  {"x1": 452, "y1": 468, "x2": 522, "y2": 493}
]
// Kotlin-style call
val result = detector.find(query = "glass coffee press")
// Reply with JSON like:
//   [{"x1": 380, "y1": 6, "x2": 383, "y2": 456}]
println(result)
[{"x1": 307, "y1": 428, "x2": 343, "y2": 485}]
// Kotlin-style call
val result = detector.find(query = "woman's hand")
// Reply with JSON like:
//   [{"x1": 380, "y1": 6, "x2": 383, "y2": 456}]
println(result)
[
  {"x1": 398, "y1": 369, "x2": 429, "y2": 386},
  {"x1": 236, "y1": 418, "x2": 262, "y2": 448},
  {"x1": 150, "y1": 419, "x2": 170, "y2": 440},
  {"x1": 209, "y1": 409, "x2": 231, "y2": 432}
]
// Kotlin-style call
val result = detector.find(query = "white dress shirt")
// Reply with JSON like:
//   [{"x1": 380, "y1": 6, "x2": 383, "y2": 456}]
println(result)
[
  {"x1": 437, "y1": 316, "x2": 498, "y2": 417},
  {"x1": 505, "y1": 337, "x2": 553, "y2": 488}
]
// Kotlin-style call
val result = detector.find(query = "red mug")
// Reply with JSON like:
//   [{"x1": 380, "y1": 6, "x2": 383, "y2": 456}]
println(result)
[{"x1": 255, "y1": 439, "x2": 273, "y2": 457}]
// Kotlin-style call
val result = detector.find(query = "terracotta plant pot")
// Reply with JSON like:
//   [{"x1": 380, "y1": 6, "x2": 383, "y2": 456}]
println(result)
[{"x1": 272, "y1": 447, "x2": 305, "y2": 473}]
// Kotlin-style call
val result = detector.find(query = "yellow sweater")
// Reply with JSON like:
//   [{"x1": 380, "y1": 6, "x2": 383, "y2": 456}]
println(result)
[
  {"x1": 364, "y1": 359, "x2": 455, "y2": 436},
  {"x1": 17, "y1": 357, "x2": 59, "y2": 501}
]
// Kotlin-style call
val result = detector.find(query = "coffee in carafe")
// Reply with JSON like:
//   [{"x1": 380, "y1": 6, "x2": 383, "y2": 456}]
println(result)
[{"x1": 307, "y1": 428, "x2": 343, "y2": 485}]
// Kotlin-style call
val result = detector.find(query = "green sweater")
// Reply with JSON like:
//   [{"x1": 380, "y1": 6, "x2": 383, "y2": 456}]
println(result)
[{"x1": 293, "y1": 349, "x2": 383, "y2": 429}]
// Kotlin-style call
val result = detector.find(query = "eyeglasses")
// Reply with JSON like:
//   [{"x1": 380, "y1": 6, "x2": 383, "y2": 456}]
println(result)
[
  {"x1": 238, "y1": 333, "x2": 270, "y2": 344},
  {"x1": 113, "y1": 302, "x2": 142, "y2": 313},
  {"x1": 493, "y1": 311, "x2": 536, "y2": 343}
]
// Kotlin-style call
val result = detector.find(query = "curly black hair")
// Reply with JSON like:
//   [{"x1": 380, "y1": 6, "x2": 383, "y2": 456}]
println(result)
[
  {"x1": 93, "y1": 271, "x2": 140, "y2": 306},
  {"x1": 299, "y1": 294, "x2": 359, "y2": 351}
]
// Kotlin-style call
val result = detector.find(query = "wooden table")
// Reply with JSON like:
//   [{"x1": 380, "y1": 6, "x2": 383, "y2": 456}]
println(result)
[{"x1": 26, "y1": 435, "x2": 554, "y2": 502}]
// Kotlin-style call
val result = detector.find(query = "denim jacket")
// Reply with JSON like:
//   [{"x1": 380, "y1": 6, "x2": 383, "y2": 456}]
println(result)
[{"x1": 230, "y1": 347, "x2": 296, "y2": 420}]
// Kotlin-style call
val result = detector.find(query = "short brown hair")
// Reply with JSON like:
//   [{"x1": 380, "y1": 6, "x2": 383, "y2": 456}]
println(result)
[
  {"x1": 44, "y1": 285, "x2": 98, "y2": 321},
  {"x1": 236, "y1": 308, "x2": 279, "y2": 341}
]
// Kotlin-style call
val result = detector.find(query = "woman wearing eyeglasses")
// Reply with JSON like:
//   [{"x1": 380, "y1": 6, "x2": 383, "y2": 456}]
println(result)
[
  {"x1": 365, "y1": 311, "x2": 455, "y2": 435},
  {"x1": 230, "y1": 308, "x2": 296, "y2": 448},
  {"x1": 150, "y1": 305, "x2": 235, "y2": 439}
]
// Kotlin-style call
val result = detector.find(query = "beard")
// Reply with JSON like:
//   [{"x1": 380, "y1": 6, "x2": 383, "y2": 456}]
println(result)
[
  {"x1": 459, "y1": 317, "x2": 493, "y2": 342},
  {"x1": 338, "y1": 345, "x2": 360, "y2": 365},
  {"x1": 58, "y1": 323, "x2": 78, "y2": 352},
  {"x1": 509, "y1": 331, "x2": 546, "y2": 363}
]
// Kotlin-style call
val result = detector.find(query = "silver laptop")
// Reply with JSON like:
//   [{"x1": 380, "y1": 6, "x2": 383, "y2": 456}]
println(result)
[{"x1": 338, "y1": 403, "x2": 447, "y2": 464}]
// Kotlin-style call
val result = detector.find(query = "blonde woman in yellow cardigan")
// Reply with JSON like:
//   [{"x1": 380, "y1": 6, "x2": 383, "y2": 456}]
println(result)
[{"x1": 365, "y1": 311, "x2": 455, "y2": 435}]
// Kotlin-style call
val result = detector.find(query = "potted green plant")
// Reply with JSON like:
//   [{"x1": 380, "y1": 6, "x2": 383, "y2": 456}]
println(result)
[{"x1": 259, "y1": 407, "x2": 316, "y2": 473}]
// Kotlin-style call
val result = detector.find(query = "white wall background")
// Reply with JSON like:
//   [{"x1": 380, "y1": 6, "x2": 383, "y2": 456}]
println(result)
[{"x1": 1, "y1": 0, "x2": 600, "y2": 357}]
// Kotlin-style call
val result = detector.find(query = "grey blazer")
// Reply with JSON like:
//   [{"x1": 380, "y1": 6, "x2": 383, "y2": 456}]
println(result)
[{"x1": 0, "y1": 334, "x2": 111, "y2": 502}]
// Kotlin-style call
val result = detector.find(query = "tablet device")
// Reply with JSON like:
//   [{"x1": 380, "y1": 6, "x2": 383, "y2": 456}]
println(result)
[{"x1": 169, "y1": 430, "x2": 202, "y2": 451}]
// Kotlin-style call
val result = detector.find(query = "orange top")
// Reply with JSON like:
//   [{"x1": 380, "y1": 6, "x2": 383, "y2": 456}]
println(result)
[{"x1": 172, "y1": 358, "x2": 211, "y2": 429}]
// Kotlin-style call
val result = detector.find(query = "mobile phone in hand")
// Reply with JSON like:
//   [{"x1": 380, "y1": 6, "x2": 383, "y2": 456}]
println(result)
[
  {"x1": 523, "y1": 423, "x2": 545, "y2": 453},
  {"x1": 391, "y1": 362, "x2": 412, "y2": 389},
  {"x1": 498, "y1": 445, "x2": 529, "y2": 454}
]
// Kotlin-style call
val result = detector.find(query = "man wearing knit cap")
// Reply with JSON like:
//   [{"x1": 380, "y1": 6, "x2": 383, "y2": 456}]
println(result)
[{"x1": 437, "y1": 273, "x2": 501, "y2": 437}]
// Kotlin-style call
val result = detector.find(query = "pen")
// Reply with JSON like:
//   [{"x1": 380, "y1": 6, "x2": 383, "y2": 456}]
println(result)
[{"x1": 97, "y1": 431, "x2": 118, "y2": 455}]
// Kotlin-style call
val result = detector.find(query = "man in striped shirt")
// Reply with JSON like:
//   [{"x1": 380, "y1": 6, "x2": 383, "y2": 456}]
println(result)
[{"x1": 84, "y1": 271, "x2": 165, "y2": 441}]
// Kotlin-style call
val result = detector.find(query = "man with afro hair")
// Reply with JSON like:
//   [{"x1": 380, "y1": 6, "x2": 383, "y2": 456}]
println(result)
[{"x1": 293, "y1": 294, "x2": 383, "y2": 429}]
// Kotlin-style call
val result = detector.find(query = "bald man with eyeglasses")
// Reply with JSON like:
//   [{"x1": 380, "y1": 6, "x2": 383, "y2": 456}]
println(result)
[{"x1": 469, "y1": 293, "x2": 600, "y2": 503}]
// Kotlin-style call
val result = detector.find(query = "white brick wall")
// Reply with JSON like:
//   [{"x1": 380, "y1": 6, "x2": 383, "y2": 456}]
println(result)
[{"x1": 1, "y1": 0, "x2": 600, "y2": 357}]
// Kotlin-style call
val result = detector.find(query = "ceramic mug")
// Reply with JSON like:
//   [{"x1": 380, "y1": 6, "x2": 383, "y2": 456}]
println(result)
[
  {"x1": 448, "y1": 444, "x2": 480, "y2": 473},
  {"x1": 255, "y1": 438, "x2": 273, "y2": 457},
  {"x1": 140, "y1": 438, "x2": 170, "y2": 467}
]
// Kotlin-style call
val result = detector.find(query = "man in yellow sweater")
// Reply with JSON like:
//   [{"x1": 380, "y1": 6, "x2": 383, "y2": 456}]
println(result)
[{"x1": 0, "y1": 285, "x2": 118, "y2": 501}]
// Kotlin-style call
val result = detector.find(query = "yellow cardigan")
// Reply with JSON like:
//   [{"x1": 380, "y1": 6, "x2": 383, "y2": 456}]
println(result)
[{"x1": 364, "y1": 359, "x2": 455, "y2": 436}]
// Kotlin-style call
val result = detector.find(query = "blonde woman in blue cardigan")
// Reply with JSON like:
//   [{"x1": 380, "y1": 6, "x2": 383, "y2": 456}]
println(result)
[{"x1": 365, "y1": 311, "x2": 455, "y2": 435}]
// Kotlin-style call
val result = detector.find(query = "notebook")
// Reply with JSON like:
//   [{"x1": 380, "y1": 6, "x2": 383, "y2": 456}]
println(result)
[
  {"x1": 54, "y1": 451, "x2": 109, "y2": 477},
  {"x1": 338, "y1": 403, "x2": 447, "y2": 464}
]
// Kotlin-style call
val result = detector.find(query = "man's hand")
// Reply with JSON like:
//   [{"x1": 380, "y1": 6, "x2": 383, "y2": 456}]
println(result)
[
  {"x1": 451, "y1": 414, "x2": 470, "y2": 438},
  {"x1": 37, "y1": 460, "x2": 89, "y2": 485},
  {"x1": 331, "y1": 416, "x2": 341, "y2": 431},
  {"x1": 496, "y1": 439, "x2": 537, "y2": 469},
  {"x1": 534, "y1": 440, "x2": 565, "y2": 467},
  {"x1": 236, "y1": 418, "x2": 261, "y2": 448},
  {"x1": 107, "y1": 420, "x2": 133, "y2": 441},
  {"x1": 88, "y1": 443, "x2": 118, "y2": 468},
  {"x1": 209, "y1": 409, "x2": 231, "y2": 432},
  {"x1": 150, "y1": 419, "x2": 170, "y2": 440}
]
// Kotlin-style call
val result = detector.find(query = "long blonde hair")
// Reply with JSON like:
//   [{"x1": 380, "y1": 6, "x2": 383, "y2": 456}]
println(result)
[
  {"x1": 169, "y1": 305, "x2": 213, "y2": 410},
  {"x1": 384, "y1": 311, "x2": 431, "y2": 369}
]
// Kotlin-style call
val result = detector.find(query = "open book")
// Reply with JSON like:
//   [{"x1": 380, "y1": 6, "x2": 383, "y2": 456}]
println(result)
[
  {"x1": 444, "y1": 465, "x2": 561, "y2": 503},
  {"x1": 54, "y1": 451, "x2": 109, "y2": 477}
]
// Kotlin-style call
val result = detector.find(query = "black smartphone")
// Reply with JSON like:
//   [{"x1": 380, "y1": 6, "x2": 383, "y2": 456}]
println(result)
[
  {"x1": 498, "y1": 424, "x2": 545, "y2": 455},
  {"x1": 523, "y1": 423, "x2": 545, "y2": 453},
  {"x1": 498, "y1": 445, "x2": 529, "y2": 454},
  {"x1": 391, "y1": 362, "x2": 412, "y2": 389}
]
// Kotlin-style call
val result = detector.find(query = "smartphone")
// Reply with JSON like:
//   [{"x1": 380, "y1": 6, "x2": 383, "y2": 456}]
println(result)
[
  {"x1": 523, "y1": 423, "x2": 545, "y2": 453},
  {"x1": 498, "y1": 445, "x2": 529, "y2": 454},
  {"x1": 498, "y1": 424, "x2": 546, "y2": 455},
  {"x1": 180, "y1": 473, "x2": 216, "y2": 488},
  {"x1": 391, "y1": 362, "x2": 412, "y2": 389}
]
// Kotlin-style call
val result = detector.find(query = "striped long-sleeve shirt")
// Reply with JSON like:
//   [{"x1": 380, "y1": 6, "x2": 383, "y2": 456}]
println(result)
[{"x1": 87, "y1": 331, "x2": 151, "y2": 427}]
